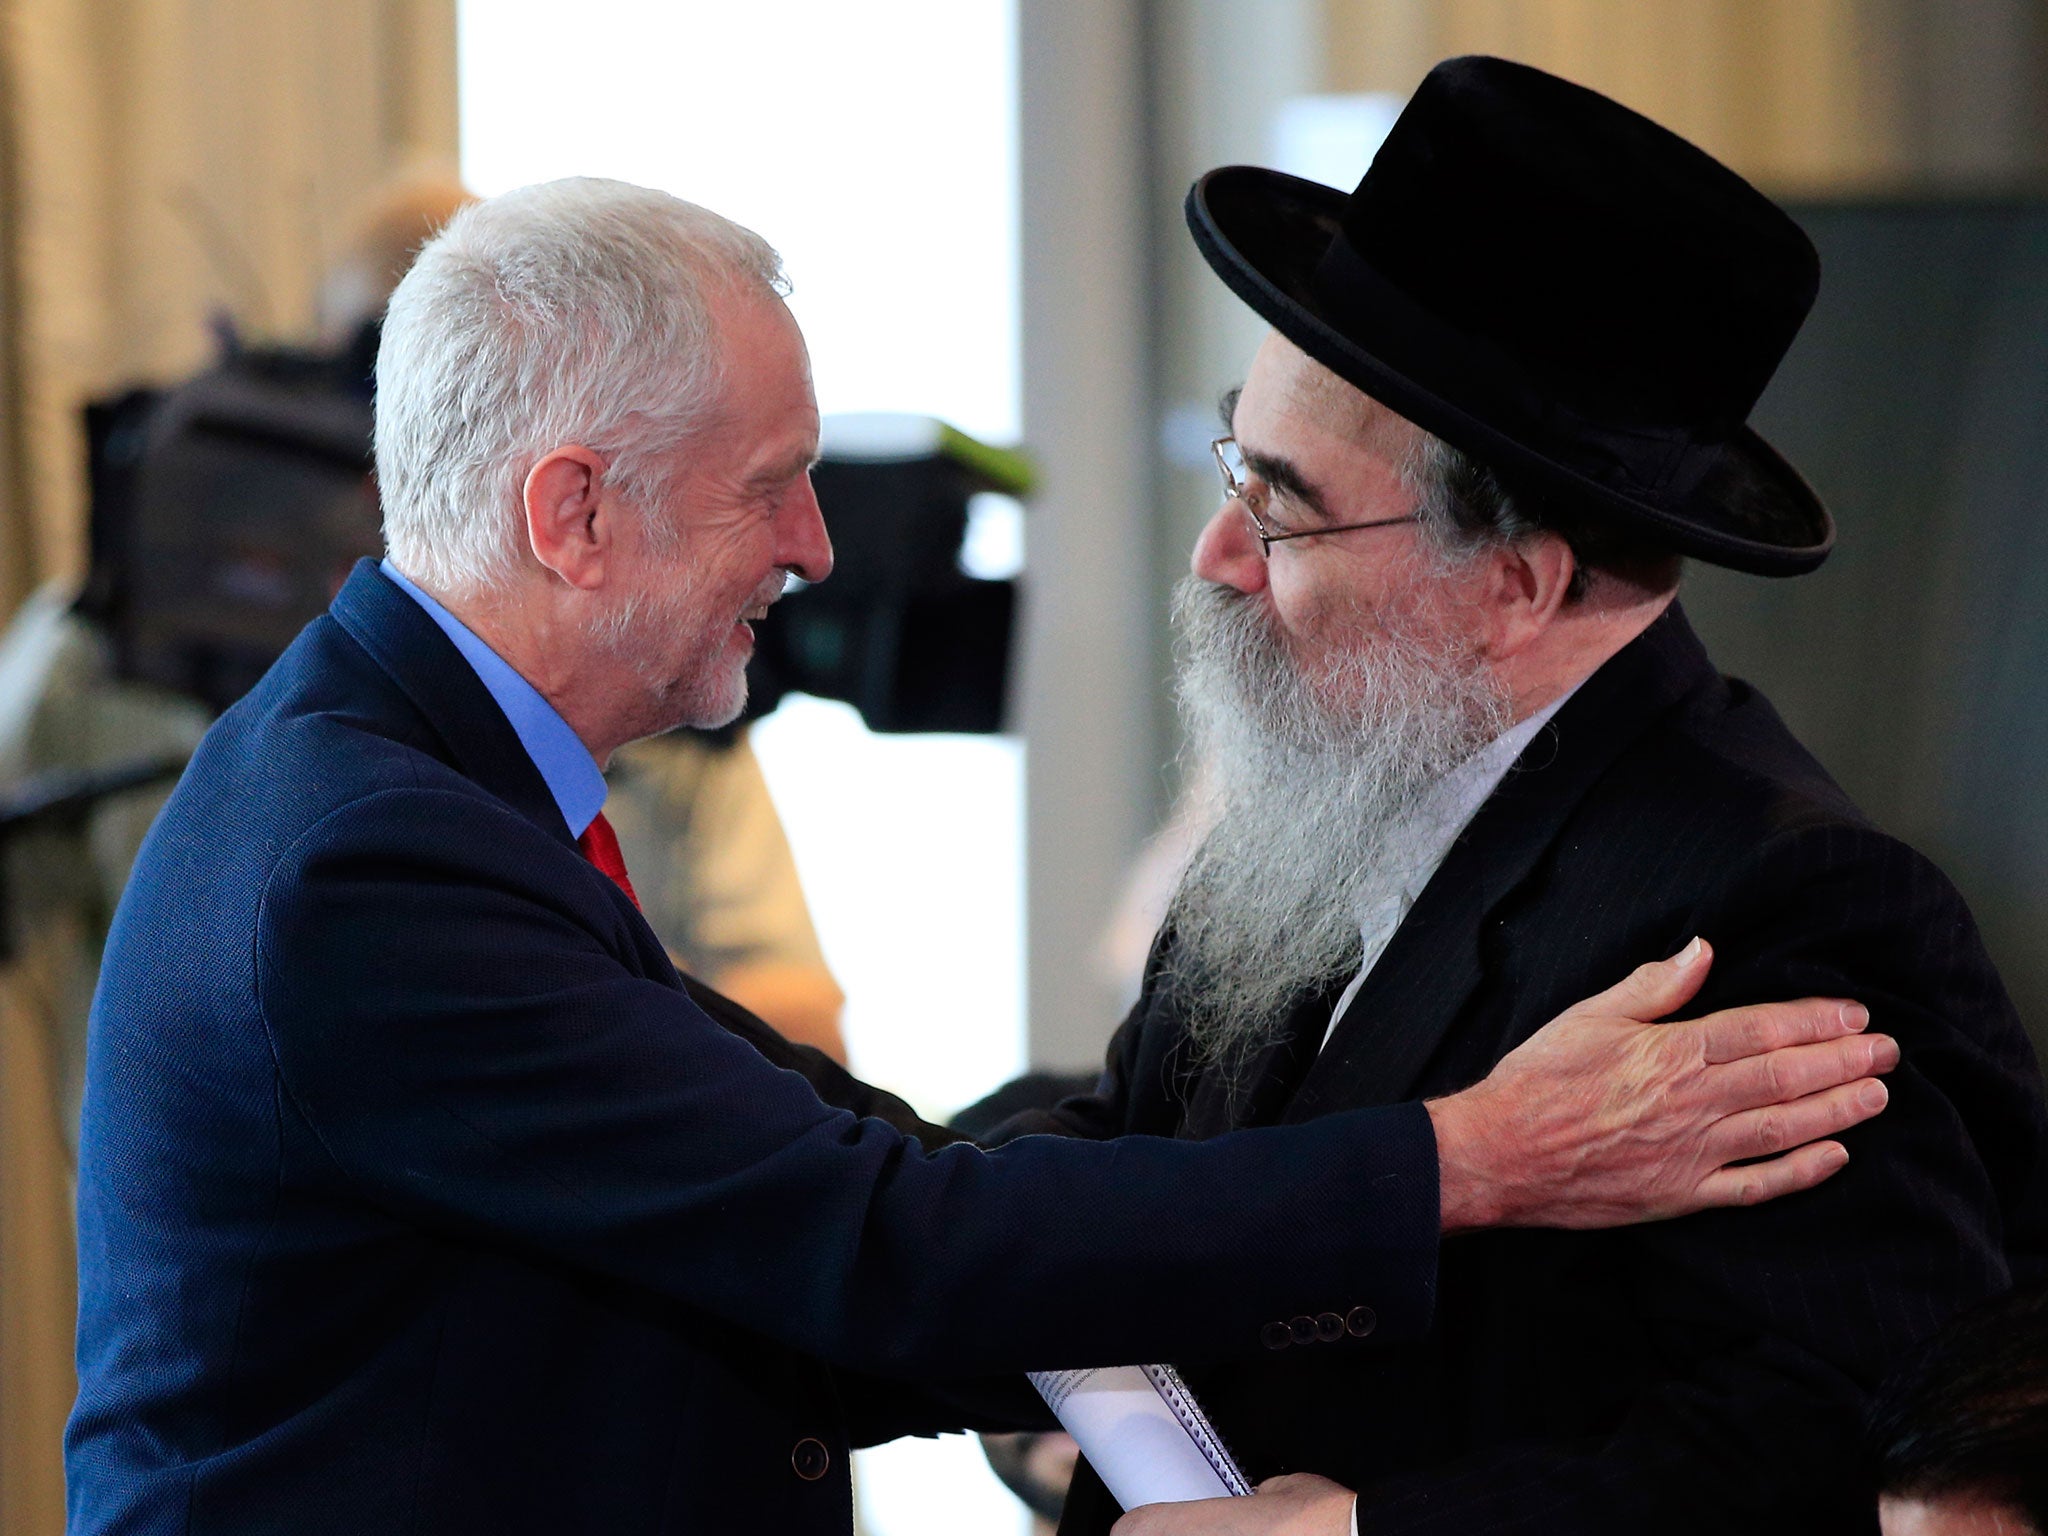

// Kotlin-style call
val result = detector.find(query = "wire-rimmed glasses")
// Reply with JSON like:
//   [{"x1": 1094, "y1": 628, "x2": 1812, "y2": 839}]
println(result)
[{"x1": 1211, "y1": 436, "x2": 1420, "y2": 557}]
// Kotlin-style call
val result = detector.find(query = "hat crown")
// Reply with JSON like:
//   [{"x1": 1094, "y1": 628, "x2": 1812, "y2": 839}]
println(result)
[{"x1": 1339, "y1": 56, "x2": 1818, "y2": 432}]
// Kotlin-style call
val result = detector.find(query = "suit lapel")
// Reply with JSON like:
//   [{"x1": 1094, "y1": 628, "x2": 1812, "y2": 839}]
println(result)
[{"x1": 1283, "y1": 602, "x2": 1720, "y2": 1119}]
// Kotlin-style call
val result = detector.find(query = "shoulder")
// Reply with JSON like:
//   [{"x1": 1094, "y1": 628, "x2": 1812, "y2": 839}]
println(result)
[
  {"x1": 1507, "y1": 660, "x2": 2017, "y2": 1026},
  {"x1": 1551, "y1": 661, "x2": 1927, "y2": 906},
  {"x1": 142, "y1": 626, "x2": 471, "y2": 890},
  {"x1": 258, "y1": 780, "x2": 585, "y2": 928},
  {"x1": 1609, "y1": 667, "x2": 1862, "y2": 828},
  {"x1": 118, "y1": 607, "x2": 570, "y2": 987},
  {"x1": 1576, "y1": 670, "x2": 2024, "y2": 1039}
]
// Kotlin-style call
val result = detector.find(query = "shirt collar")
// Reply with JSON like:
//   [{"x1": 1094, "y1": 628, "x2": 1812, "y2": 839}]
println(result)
[
  {"x1": 1375, "y1": 684, "x2": 1579, "y2": 913},
  {"x1": 379, "y1": 559, "x2": 608, "y2": 838}
]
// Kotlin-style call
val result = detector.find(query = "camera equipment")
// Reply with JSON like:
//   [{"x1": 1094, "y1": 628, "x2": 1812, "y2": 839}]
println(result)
[
  {"x1": 80, "y1": 343, "x2": 1031, "y2": 735},
  {"x1": 742, "y1": 413, "x2": 1032, "y2": 734},
  {"x1": 79, "y1": 344, "x2": 380, "y2": 716}
]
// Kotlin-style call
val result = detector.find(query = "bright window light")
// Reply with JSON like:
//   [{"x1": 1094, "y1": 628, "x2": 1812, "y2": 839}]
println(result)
[{"x1": 459, "y1": 6, "x2": 1026, "y2": 1535}]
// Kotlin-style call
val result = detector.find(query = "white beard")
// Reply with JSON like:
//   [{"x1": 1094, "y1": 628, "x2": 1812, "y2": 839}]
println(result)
[
  {"x1": 585, "y1": 562, "x2": 783, "y2": 740},
  {"x1": 1162, "y1": 574, "x2": 1512, "y2": 1074}
]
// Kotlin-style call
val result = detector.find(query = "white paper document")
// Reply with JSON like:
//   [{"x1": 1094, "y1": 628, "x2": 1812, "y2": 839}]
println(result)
[{"x1": 1029, "y1": 1364, "x2": 1251, "y2": 1510}]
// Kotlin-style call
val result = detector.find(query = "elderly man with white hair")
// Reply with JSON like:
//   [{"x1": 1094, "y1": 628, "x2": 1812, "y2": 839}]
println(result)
[{"x1": 66, "y1": 176, "x2": 1894, "y2": 1536}]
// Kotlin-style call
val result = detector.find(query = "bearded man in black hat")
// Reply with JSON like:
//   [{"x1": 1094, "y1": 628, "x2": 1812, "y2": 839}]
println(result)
[{"x1": 1019, "y1": 56, "x2": 2048, "y2": 1536}]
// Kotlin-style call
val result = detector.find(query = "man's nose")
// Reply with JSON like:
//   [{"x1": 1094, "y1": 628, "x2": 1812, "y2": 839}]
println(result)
[
  {"x1": 780, "y1": 473, "x2": 834, "y2": 584},
  {"x1": 1191, "y1": 498, "x2": 1267, "y2": 594}
]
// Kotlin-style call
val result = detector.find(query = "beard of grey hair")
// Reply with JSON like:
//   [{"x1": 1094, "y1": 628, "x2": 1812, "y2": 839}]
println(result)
[
  {"x1": 587, "y1": 583, "x2": 682, "y2": 687},
  {"x1": 583, "y1": 535, "x2": 704, "y2": 710},
  {"x1": 1162, "y1": 573, "x2": 1512, "y2": 1079}
]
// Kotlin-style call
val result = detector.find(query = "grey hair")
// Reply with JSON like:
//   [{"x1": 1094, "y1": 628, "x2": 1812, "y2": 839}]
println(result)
[
  {"x1": 1399, "y1": 431, "x2": 1681, "y2": 602},
  {"x1": 375, "y1": 177, "x2": 787, "y2": 598},
  {"x1": 1403, "y1": 433, "x2": 1542, "y2": 558}
]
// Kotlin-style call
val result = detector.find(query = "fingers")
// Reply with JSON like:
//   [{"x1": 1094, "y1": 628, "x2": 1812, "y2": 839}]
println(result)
[
  {"x1": 1691, "y1": 996, "x2": 1870, "y2": 1064},
  {"x1": 1568, "y1": 936, "x2": 1713, "y2": 1023},
  {"x1": 1703, "y1": 1076, "x2": 1890, "y2": 1166},
  {"x1": 1110, "y1": 1495, "x2": 1240, "y2": 1534},
  {"x1": 1691, "y1": 1139, "x2": 1851, "y2": 1209},
  {"x1": 1111, "y1": 1475, "x2": 1356, "y2": 1533},
  {"x1": 1703, "y1": 1031, "x2": 1900, "y2": 1109}
]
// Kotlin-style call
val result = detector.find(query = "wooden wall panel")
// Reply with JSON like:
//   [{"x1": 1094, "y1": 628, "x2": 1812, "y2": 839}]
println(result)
[
  {"x1": 2, "y1": 0, "x2": 457, "y2": 600},
  {"x1": 1317, "y1": 0, "x2": 2043, "y2": 195}
]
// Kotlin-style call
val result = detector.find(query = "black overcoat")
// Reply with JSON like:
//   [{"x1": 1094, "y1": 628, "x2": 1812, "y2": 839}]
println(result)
[{"x1": 1033, "y1": 604, "x2": 2048, "y2": 1535}]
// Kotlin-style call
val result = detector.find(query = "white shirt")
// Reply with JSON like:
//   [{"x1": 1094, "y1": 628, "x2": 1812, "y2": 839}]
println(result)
[{"x1": 1322, "y1": 691, "x2": 1574, "y2": 1052}]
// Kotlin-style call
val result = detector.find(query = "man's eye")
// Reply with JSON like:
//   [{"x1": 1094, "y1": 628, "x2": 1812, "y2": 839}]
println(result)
[
  {"x1": 762, "y1": 476, "x2": 807, "y2": 515},
  {"x1": 1258, "y1": 490, "x2": 1303, "y2": 535}
]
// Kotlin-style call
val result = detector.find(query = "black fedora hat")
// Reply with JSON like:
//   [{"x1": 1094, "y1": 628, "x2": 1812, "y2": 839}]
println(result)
[{"x1": 1187, "y1": 55, "x2": 1833, "y2": 576}]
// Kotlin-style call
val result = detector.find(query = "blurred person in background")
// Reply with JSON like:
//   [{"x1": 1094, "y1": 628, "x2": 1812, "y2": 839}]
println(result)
[
  {"x1": 315, "y1": 168, "x2": 475, "y2": 395},
  {"x1": 66, "y1": 174, "x2": 1896, "y2": 1536},
  {"x1": 1868, "y1": 1283, "x2": 2048, "y2": 1536},
  {"x1": 1018, "y1": 57, "x2": 2048, "y2": 1536},
  {"x1": 603, "y1": 729, "x2": 848, "y2": 1059}
]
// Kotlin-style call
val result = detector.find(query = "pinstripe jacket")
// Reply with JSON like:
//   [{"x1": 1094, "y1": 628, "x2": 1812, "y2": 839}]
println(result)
[{"x1": 1041, "y1": 603, "x2": 2048, "y2": 1535}]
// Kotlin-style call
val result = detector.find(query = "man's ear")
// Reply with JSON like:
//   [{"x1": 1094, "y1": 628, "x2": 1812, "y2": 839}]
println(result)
[
  {"x1": 523, "y1": 446, "x2": 611, "y2": 590},
  {"x1": 1481, "y1": 531, "x2": 1575, "y2": 661}
]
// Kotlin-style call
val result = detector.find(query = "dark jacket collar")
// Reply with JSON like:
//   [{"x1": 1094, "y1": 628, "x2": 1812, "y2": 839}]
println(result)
[
  {"x1": 328, "y1": 558, "x2": 576, "y2": 848},
  {"x1": 1266, "y1": 600, "x2": 1722, "y2": 1122}
]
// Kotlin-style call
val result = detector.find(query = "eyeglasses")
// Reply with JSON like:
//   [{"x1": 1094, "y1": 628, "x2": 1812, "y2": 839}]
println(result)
[{"x1": 1211, "y1": 436, "x2": 1420, "y2": 558}]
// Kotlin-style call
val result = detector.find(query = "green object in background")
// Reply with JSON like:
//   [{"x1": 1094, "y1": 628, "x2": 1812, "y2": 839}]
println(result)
[{"x1": 818, "y1": 412, "x2": 1036, "y2": 498}]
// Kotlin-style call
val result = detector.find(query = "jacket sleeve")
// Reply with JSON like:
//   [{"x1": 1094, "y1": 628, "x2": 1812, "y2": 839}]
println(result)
[
  {"x1": 682, "y1": 976, "x2": 1060, "y2": 1440},
  {"x1": 672, "y1": 970, "x2": 966, "y2": 1143},
  {"x1": 980, "y1": 931, "x2": 1185, "y2": 1146},
  {"x1": 1351, "y1": 822, "x2": 2048, "y2": 1535},
  {"x1": 256, "y1": 787, "x2": 1443, "y2": 1382}
]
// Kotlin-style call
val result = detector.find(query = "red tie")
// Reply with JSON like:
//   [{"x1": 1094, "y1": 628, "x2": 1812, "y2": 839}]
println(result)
[{"x1": 577, "y1": 810, "x2": 641, "y2": 911}]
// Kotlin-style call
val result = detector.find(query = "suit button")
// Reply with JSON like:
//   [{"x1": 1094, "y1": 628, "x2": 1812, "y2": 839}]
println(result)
[
  {"x1": 1315, "y1": 1311, "x2": 1345, "y2": 1343},
  {"x1": 792, "y1": 1437, "x2": 831, "y2": 1481},
  {"x1": 1288, "y1": 1315, "x2": 1317, "y2": 1346},
  {"x1": 1261, "y1": 1321, "x2": 1291, "y2": 1350},
  {"x1": 1346, "y1": 1306, "x2": 1377, "y2": 1338}
]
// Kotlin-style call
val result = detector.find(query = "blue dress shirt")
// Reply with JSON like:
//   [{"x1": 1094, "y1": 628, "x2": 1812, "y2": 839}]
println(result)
[{"x1": 379, "y1": 558, "x2": 607, "y2": 838}]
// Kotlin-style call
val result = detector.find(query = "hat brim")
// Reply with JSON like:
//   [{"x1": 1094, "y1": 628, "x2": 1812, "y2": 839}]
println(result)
[{"x1": 1188, "y1": 166, "x2": 1834, "y2": 577}]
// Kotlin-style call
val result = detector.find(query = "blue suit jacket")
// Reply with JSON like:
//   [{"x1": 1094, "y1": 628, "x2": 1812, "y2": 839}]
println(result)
[{"x1": 68, "y1": 561, "x2": 1442, "y2": 1535}]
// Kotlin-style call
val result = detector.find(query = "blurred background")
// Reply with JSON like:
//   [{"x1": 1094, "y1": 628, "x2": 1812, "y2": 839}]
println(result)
[{"x1": 5, "y1": 2, "x2": 2048, "y2": 1532}]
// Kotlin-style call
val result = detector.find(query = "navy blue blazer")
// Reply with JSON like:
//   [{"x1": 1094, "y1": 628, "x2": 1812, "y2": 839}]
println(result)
[{"x1": 67, "y1": 561, "x2": 1442, "y2": 1535}]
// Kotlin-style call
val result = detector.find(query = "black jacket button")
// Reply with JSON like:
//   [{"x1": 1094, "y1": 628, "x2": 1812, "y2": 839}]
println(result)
[
  {"x1": 1261, "y1": 1321, "x2": 1291, "y2": 1350},
  {"x1": 1315, "y1": 1311, "x2": 1345, "y2": 1343},
  {"x1": 792, "y1": 1437, "x2": 831, "y2": 1481},
  {"x1": 1346, "y1": 1306, "x2": 1377, "y2": 1338},
  {"x1": 1288, "y1": 1315, "x2": 1317, "y2": 1346}
]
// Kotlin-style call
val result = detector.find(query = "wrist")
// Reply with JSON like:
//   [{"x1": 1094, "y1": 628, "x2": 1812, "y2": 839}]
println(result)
[{"x1": 1426, "y1": 1090, "x2": 1508, "y2": 1234}]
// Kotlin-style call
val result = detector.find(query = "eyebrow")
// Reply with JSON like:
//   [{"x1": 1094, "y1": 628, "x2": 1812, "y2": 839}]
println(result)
[
  {"x1": 1240, "y1": 445, "x2": 1332, "y2": 521},
  {"x1": 1217, "y1": 385, "x2": 1334, "y2": 520}
]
